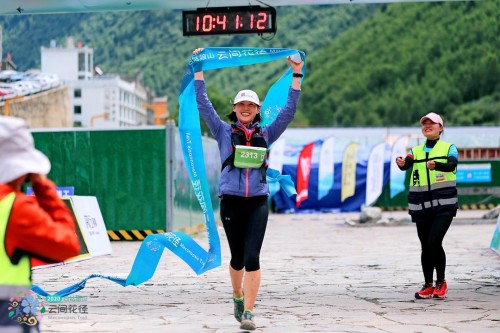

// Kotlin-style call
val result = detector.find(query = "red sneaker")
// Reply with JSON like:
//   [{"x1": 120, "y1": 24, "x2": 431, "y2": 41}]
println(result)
[
  {"x1": 433, "y1": 280, "x2": 448, "y2": 299},
  {"x1": 415, "y1": 283, "x2": 435, "y2": 299}
]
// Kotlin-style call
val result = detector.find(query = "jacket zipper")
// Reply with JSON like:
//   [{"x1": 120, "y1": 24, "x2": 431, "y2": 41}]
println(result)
[
  {"x1": 245, "y1": 141, "x2": 251, "y2": 197},
  {"x1": 425, "y1": 152, "x2": 433, "y2": 209},
  {"x1": 238, "y1": 125, "x2": 256, "y2": 198}
]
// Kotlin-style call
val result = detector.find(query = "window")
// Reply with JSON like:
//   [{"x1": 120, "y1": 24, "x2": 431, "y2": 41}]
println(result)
[
  {"x1": 78, "y1": 53, "x2": 85, "y2": 71},
  {"x1": 74, "y1": 89, "x2": 82, "y2": 98},
  {"x1": 74, "y1": 105, "x2": 82, "y2": 114},
  {"x1": 73, "y1": 121, "x2": 82, "y2": 127}
]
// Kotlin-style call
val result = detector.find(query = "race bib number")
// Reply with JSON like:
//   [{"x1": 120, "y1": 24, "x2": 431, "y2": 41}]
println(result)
[{"x1": 234, "y1": 145, "x2": 267, "y2": 169}]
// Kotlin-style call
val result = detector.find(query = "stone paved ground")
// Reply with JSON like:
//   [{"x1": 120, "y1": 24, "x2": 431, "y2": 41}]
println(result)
[{"x1": 33, "y1": 210, "x2": 499, "y2": 333}]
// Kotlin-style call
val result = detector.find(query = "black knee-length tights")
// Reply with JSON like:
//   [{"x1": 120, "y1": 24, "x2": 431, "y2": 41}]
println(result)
[
  {"x1": 415, "y1": 214, "x2": 453, "y2": 284},
  {"x1": 220, "y1": 195, "x2": 268, "y2": 272}
]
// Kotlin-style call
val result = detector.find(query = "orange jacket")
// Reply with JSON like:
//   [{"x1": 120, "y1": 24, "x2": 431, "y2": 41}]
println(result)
[{"x1": 0, "y1": 178, "x2": 80, "y2": 265}]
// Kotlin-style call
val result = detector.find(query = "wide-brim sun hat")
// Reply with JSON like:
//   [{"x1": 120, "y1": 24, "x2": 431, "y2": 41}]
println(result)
[
  {"x1": 233, "y1": 89, "x2": 260, "y2": 106},
  {"x1": 420, "y1": 112, "x2": 443, "y2": 126},
  {"x1": 0, "y1": 116, "x2": 51, "y2": 183}
]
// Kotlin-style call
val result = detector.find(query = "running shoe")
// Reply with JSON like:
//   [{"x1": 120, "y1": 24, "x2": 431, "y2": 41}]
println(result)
[
  {"x1": 433, "y1": 280, "x2": 448, "y2": 299},
  {"x1": 415, "y1": 283, "x2": 435, "y2": 299},
  {"x1": 240, "y1": 310, "x2": 256, "y2": 331},
  {"x1": 233, "y1": 297, "x2": 244, "y2": 322}
]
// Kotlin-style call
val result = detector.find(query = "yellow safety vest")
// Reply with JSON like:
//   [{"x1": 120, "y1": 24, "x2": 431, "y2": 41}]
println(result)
[
  {"x1": 407, "y1": 140, "x2": 458, "y2": 216},
  {"x1": 0, "y1": 192, "x2": 31, "y2": 299}
]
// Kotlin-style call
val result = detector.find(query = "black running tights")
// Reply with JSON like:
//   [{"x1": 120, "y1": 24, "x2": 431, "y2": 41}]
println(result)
[
  {"x1": 220, "y1": 195, "x2": 268, "y2": 272},
  {"x1": 416, "y1": 215, "x2": 453, "y2": 284}
]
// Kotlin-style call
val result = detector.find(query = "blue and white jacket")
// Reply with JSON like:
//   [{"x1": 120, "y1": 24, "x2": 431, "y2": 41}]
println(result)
[{"x1": 195, "y1": 80, "x2": 300, "y2": 198}]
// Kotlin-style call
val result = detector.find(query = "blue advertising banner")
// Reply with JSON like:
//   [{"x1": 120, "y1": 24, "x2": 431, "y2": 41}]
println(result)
[{"x1": 456, "y1": 163, "x2": 492, "y2": 183}]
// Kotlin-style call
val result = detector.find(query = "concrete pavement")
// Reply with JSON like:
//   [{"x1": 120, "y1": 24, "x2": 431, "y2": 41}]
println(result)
[{"x1": 33, "y1": 210, "x2": 499, "y2": 333}]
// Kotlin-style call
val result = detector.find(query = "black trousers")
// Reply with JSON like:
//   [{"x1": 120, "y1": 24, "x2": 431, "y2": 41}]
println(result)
[
  {"x1": 415, "y1": 214, "x2": 453, "y2": 284},
  {"x1": 220, "y1": 195, "x2": 268, "y2": 272}
]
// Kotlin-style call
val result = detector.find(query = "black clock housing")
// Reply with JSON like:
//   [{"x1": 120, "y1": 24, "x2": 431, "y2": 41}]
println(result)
[{"x1": 182, "y1": 6, "x2": 277, "y2": 36}]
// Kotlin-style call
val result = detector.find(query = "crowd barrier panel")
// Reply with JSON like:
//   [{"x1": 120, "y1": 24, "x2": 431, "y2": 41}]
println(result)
[{"x1": 32, "y1": 124, "x2": 221, "y2": 240}]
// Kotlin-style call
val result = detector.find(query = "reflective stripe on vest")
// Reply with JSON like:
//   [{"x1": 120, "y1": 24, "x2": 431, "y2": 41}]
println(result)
[
  {"x1": 0, "y1": 192, "x2": 31, "y2": 287},
  {"x1": 409, "y1": 180, "x2": 456, "y2": 192},
  {"x1": 408, "y1": 197, "x2": 458, "y2": 211},
  {"x1": 408, "y1": 140, "x2": 457, "y2": 213}
]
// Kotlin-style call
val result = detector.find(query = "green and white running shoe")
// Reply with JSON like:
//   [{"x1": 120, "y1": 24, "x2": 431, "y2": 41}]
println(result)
[
  {"x1": 240, "y1": 310, "x2": 256, "y2": 331},
  {"x1": 233, "y1": 297, "x2": 244, "y2": 322}
]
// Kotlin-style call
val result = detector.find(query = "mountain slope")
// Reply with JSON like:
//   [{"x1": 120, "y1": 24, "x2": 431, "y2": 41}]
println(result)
[
  {"x1": 301, "y1": 1, "x2": 499, "y2": 126},
  {"x1": 1, "y1": 2, "x2": 497, "y2": 126}
]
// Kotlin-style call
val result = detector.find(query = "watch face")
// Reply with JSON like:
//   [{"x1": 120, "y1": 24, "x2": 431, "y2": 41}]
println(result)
[{"x1": 183, "y1": 6, "x2": 276, "y2": 36}]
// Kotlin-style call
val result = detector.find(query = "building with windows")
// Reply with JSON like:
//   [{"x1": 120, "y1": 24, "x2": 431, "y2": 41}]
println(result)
[
  {"x1": 70, "y1": 74, "x2": 149, "y2": 127},
  {"x1": 41, "y1": 39, "x2": 166, "y2": 127}
]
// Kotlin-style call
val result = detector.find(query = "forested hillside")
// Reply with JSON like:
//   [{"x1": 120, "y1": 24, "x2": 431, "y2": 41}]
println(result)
[
  {"x1": 302, "y1": 1, "x2": 499, "y2": 126},
  {"x1": 1, "y1": 1, "x2": 498, "y2": 126}
]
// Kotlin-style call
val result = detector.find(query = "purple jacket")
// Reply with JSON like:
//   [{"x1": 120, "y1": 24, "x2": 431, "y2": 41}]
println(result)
[{"x1": 195, "y1": 80, "x2": 300, "y2": 198}]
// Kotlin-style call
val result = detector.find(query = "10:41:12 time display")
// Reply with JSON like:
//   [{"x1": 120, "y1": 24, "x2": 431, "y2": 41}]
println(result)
[
  {"x1": 182, "y1": 7, "x2": 277, "y2": 36},
  {"x1": 196, "y1": 13, "x2": 267, "y2": 32}
]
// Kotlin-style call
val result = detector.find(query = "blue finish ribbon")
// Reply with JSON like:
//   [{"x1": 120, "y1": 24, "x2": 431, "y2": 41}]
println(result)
[
  {"x1": 267, "y1": 168, "x2": 297, "y2": 197},
  {"x1": 32, "y1": 47, "x2": 304, "y2": 297}
]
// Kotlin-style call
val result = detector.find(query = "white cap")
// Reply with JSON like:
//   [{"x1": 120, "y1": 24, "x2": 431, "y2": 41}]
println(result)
[
  {"x1": 420, "y1": 112, "x2": 443, "y2": 126},
  {"x1": 233, "y1": 90, "x2": 260, "y2": 106},
  {"x1": 0, "y1": 116, "x2": 51, "y2": 183}
]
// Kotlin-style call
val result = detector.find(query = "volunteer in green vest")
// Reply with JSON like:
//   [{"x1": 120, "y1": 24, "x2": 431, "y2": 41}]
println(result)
[
  {"x1": 396, "y1": 112, "x2": 458, "y2": 300},
  {"x1": 0, "y1": 116, "x2": 80, "y2": 332}
]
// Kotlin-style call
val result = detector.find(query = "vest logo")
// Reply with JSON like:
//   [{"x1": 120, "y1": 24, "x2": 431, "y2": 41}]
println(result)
[
  {"x1": 7, "y1": 290, "x2": 45, "y2": 327},
  {"x1": 435, "y1": 173, "x2": 446, "y2": 182},
  {"x1": 412, "y1": 170, "x2": 420, "y2": 186}
]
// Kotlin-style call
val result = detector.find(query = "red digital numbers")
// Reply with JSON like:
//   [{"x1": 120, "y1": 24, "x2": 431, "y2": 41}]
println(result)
[
  {"x1": 196, "y1": 14, "x2": 227, "y2": 32},
  {"x1": 236, "y1": 12, "x2": 267, "y2": 31},
  {"x1": 217, "y1": 15, "x2": 227, "y2": 31},
  {"x1": 256, "y1": 12, "x2": 267, "y2": 30},
  {"x1": 235, "y1": 14, "x2": 242, "y2": 30}
]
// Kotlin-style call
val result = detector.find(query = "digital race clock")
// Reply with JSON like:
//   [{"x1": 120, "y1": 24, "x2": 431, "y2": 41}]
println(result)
[{"x1": 182, "y1": 6, "x2": 277, "y2": 36}]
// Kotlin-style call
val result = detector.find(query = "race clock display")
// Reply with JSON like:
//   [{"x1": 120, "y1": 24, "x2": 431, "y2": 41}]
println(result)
[{"x1": 182, "y1": 6, "x2": 277, "y2": 36}]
